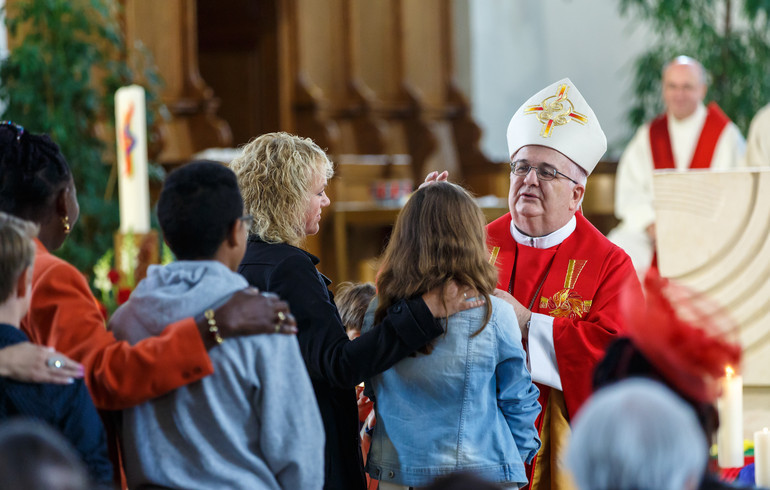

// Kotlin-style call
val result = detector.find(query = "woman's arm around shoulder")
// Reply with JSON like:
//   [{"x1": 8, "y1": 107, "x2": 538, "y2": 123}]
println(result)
[
  {"x1": 27, "y1": 258, "x2": 213, "y2": 410},
  {"x1": 247, "y1": 252, "x2": 437, "y2": 388}
]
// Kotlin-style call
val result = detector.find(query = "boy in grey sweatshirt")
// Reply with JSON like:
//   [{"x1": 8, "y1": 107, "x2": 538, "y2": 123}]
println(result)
[{"x1": 110, "y1": 161, "x2": 324, "y2": 489}]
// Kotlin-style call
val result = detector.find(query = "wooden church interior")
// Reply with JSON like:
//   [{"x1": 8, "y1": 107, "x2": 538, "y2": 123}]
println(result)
[
  {"x1": 122, "y1": 0, "x2": 618, "y2": 283},
  {"x1": 4, "y1": 0, "x2": 770, "y2": 466}
]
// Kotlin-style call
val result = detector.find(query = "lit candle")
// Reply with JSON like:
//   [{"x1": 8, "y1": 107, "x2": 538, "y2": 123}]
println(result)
[
  {"x1": 717, "y1": 366, "x2": 744, "y2": 468},
  {"x1": 756, "y1": 427, "x2": 770, "y2": 486},
  {"x1": 115, "y1": 85, "x2": 150, "y2": 234}
]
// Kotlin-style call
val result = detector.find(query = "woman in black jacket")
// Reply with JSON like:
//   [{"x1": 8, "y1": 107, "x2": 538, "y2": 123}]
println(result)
[{"x1": 231, "y1": 132, "x2": 480, "y2": 490}]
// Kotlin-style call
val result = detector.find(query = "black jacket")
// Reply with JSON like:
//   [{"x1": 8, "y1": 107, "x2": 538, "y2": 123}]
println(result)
[
  {"x1": 239, "y1": 238, "x2": 443, "y2": 490},
  {"x1": 0, "y1": 324, "x2": 113, "y2": 487}
]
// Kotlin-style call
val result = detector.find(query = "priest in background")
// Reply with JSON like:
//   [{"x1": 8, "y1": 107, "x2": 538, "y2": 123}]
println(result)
[
  {"x1": 609, "y1": 56, "x2": 745, "y2": 275},
  {"x1": 487, "y1": 78, "x2": 643, "y2": 490}
]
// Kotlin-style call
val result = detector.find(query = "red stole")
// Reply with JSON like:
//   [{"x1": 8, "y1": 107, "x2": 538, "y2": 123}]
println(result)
[
  {"x1": 487, "y1": 211, "x2": 627, "y2": 413},
  {"x1": 487, "y1": 214, "x2": 604, "y2": 348},
  {"x1": 649, "y1": 102, "x2": 730, "y2": 170}
]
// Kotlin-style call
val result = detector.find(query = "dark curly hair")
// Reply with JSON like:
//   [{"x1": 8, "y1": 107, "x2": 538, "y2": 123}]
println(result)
[{"x1": 0, "y1": 122, "x2": 72, "y2": 221}]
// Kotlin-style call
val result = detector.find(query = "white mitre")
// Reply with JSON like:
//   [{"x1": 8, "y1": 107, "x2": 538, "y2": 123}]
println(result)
[{"x1": 506, "y1": 78, "x2": 607, "y2": 175}]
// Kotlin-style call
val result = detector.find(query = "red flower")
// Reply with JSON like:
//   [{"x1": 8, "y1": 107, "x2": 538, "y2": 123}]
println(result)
[
  {"x1": 107, "y1": 269, "x2": 120, "y2": 285},
  {"x1": 117, "y1": 288, "x2": 132, "y2": 305}
]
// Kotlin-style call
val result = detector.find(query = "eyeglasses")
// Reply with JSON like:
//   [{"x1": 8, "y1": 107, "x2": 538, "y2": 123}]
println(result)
[
  {"x1": 239, "y1": 214, "x2": 254, "y2": 230},
  {"x1": 510, "y1": 162, "x2": 579, "y2": 185}
]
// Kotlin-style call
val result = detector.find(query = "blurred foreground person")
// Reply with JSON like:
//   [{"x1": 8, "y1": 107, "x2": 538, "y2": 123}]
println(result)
[
  {"x1": 0, "y1": 419, "x2": 91, "y2": 490},
  {"x1": 593, "y1": 270, "x2": 750, "y2": 490},
  {"x1": 567, "y1": 378, "x2": 707, "y2": 490}
]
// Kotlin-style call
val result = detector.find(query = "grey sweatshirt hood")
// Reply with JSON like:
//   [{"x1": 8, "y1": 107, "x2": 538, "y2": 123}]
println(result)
[{"x1": 109, "y1": 260, "x2": 248, "y2": 345}]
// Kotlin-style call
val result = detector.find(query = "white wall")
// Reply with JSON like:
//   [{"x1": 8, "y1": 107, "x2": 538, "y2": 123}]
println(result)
[{"x1": 455, "y1": 0, "x2": 651, "y2": 161}]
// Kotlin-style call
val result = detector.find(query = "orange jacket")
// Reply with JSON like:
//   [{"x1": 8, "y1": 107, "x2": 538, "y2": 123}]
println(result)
[{"x1": 21, "y1": 240, "x2": 213, "y2": 410}]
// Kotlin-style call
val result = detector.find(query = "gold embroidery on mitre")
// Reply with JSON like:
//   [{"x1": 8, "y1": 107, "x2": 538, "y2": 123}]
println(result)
[
  {"x1": 540, "y1": 259, "x2": 591, "y2": 319},
  {"x1": 524, "y1": 84, "x2": 588, "y2": 138}
]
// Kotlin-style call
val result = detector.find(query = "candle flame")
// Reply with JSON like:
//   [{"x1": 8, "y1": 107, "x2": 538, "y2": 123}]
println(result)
[{"x1": 725, "y1": 365, "x2": 735, "y2": 377}]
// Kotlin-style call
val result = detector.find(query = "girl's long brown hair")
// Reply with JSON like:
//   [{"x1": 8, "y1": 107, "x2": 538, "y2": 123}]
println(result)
[{"x1": 375, "y1": 182, "x2": 498, "y2": 347}]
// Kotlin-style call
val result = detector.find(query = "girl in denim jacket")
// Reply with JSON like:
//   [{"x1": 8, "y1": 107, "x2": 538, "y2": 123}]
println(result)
[{"x1": 362, "y1": 182, "x2": 542, "y2": 489}]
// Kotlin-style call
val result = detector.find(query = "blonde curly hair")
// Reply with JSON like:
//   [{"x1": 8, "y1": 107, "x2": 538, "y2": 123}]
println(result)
[{"x1": 230, "y1": 132, "x2": 334, "y2": 247}]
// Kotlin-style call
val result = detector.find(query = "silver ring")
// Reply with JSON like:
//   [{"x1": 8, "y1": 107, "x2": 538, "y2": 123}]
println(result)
[
  {"x1": 277, "y1": 311, "x2": 287, "y2": 322},
  {"x1": 46, "y1": 357, "x2": 65, "y2": 369},
  {"x1": 463, "y1": 292, "x2": 468, "y2": 299}
]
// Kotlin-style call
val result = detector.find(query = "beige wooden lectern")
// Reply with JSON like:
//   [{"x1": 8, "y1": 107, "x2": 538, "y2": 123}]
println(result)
[{"x1": 654, "y1": 167, "x2": 770, "y2": 439}]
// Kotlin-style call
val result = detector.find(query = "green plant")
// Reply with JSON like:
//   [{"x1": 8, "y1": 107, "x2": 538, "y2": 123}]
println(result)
[
  {"x1": 0, "y1": 0, "x2": 165, "y2": 272},
  {"x1": 619, "y1": 0, "x2": 770, "y2": 135}
]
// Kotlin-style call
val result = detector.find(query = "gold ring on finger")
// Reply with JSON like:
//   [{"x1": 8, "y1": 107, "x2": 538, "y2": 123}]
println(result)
[{"x1": 277, "y1": 311, "x2": 287, "y2": 322}]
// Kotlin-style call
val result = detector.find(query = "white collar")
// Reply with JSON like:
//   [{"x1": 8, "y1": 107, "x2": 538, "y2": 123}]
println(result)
[{"x1": 510, "y1": 216, "x2": 576, "y2": 249}]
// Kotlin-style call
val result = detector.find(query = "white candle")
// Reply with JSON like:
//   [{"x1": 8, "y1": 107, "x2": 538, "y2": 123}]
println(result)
[
  {"x1": 115, "y1": 85, "x2": 151, "y2": 234},
  {"x1": 717, "y1": 366, "x2": 744, "y2": 468},
  {"x1": 756, "y1": 427, "x2": 770, "y2": 486}
]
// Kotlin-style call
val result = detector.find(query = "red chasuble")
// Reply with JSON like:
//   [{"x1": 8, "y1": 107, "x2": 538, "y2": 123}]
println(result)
[
  {"x1": 649, "y1": 102, "x2": 731, "y2": 170},
  {"x1": 486, "y1": 212, "x2": 643, "y2": 490}
]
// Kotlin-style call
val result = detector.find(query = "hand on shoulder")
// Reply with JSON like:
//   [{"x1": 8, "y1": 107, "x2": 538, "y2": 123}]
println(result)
[
  {"x1": 204, "y1": 288, "x2": 298, "y2": 342},
  {"x1": 0, "y1": 343, "x2": 83, "y2": 384},
  {"x1": 422, "y1": 281, "x2": 485, "y2": 318},
  {"x1": 493, "y1": 289, "x2": 532, "y2": 336}
]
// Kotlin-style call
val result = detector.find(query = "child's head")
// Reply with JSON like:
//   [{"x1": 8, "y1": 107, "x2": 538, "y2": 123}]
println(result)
[
  {"x1": 0, "y1": 419, "x2": 90, "y2": 490},
  {"x1": 375, "y1": 182, "x2": 497, "y2": 325},
  {"x1": 335, "y1": 282, "x2": 375, "y2": 340},
  {"x1": 157, "y1": 160, "x2": 248, "y2": 269},
  {"x1": 0, "y1": 212, "x2": 38, "y2": 320}
]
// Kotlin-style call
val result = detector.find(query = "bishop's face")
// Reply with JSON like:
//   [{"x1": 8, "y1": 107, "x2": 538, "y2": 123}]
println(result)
[{"x1": 508, "y1": 145, "x2": 585, "y2": 237}]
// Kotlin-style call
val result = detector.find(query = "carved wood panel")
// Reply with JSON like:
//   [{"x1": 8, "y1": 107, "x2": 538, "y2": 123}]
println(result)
[
  {"x1": 125, "y1": 0, "x2": 231, "y2": 163},
  {"x1": 655, "y1": 169, "x2": 770, "y2": 386}
]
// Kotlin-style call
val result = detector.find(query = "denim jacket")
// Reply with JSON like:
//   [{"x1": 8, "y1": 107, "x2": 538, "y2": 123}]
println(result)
[{"x1": 362, "y1": 296, "x2": 541, "y2": 488}]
